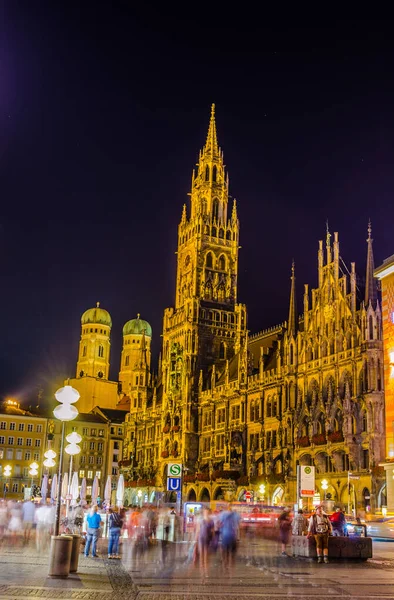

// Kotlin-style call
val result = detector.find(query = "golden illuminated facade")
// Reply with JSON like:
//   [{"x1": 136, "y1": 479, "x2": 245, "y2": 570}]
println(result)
[
  {"x1": 117, "y1": 106, "x2": 387, "y2": 512},
  {"x1": 0, "y1": 400, "x2": 47, "y2": 499}
]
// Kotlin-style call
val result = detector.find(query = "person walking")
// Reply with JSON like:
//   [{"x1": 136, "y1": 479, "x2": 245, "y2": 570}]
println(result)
[
  {"x1": 108, "y1": 507, "x2": 123, "y2": 559},
  {"x1": 22, "y1": 498, "x2": 36, "y2": 544},
  {"x1": 218, "y1": 505, "x2": 241, "y2": 575},
  {"x1": 329, "y1": 508, "x2": 346, "y2": 536},
  {"x1": 307, "y1": 505, "x2": 332, "y2": 563},
  {"x1": 278, "y1": 507, "x2": 292, "y2": 556},
  {"x1": 292, "y1": 509, "x2": 308, "y2": 536},
  {"x1": 84, "y1": 505, "x2": 103, "y2": 558},
  {"x1": 195, "y1": 508, "x2": 214, "y2": 579}
]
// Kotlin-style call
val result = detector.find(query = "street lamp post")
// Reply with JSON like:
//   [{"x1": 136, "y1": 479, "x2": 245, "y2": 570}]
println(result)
[
  {"x1": 52, "y1": 385, "x2": 80, "y2": 536},
  {"x1": 29, "y1": 462, "x2": 39, "y2": 493},
  {"x1": 64, "y1": 431, "x2": 81, "y2": 517},
  {"x1": 48, "y1": 384, "x2": 80, "y2": 578}
]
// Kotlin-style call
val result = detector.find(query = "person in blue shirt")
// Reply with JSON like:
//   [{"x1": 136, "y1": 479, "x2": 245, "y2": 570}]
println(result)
[{"x1": 85, "y1": 505, "x2": 103, "y2": 557}]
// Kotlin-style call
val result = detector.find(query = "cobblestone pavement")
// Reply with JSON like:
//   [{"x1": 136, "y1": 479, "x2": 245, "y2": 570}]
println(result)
[{"x1": 0, "y1": 537, "x2": 393, "y2": 599}]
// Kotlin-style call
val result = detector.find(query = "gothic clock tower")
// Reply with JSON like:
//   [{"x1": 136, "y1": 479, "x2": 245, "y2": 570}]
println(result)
[{"x1": 161, "y1": 105, "x2": 247, "y2": 469}]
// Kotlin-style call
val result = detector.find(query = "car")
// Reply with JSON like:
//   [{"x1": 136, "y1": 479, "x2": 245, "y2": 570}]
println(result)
[{"x1": 366, "y1": 517, "x2": 394, "y2": 539}]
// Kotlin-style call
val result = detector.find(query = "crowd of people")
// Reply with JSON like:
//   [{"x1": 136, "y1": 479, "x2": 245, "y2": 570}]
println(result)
[{"x1": 0, "y1": 497, "x2": 357, "y2": 570}]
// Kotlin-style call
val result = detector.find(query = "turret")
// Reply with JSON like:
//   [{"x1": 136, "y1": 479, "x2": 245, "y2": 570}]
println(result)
[
  {"x1": 119, "y1": 314, "x2": 152, "y2": 393},
  {"x1": 77, "y1": 302, "x2": 112, "y2": 379},
  {"x1": 288, "y1": 262, "x2": 297, "y2": 337},
  {"x1": 365, "y1": 220, "x2": 378, "y2": 308}
]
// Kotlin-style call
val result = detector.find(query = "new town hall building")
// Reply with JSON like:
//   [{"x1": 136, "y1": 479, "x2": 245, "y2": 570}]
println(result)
[{"x1": 72, "y1": 106, "x2": 386, "y2": 513}]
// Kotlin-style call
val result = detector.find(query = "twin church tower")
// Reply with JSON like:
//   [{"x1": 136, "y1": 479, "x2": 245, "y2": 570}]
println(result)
[{"x1": 70, "y1": 106, "x2": 385, "y2": 509}]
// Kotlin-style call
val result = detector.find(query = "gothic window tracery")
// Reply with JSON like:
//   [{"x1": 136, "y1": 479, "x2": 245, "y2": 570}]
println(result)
[
  {"x1": 205, "y1": 165, "x2": 210, "y2": 181},
  {"x1": 212, "y1": 165, "x2": 217, "y2": 182},
  {"x1": 212, "y1": 198, "x2": 219, "y2": 221},
  {"x1": 206, "y1": 252, "x2": 213, "y2": 269}
]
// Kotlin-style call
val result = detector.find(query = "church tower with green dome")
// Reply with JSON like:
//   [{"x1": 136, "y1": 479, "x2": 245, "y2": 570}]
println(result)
[
  {"x1": 77, "y1": 302, "x2": 112, "y2": 380},
  {"x1": 119, "y1": 314, "x2": 152, "y2": 398}
]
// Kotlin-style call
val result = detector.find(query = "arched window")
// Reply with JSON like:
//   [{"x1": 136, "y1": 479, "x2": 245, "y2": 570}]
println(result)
[
  {"x1": 211, "y1": 227, "x2": 217, "y2": 237},
  {"x1": 219, "y1": 228, "x2": 224, "y2": 238},
  {"x1": 362, "y1": 412, "x2": 367, "y2": 432},
  {"x1": 98, "y1": 345, "x2": 104, "y2": 358},
  {"x1": 125, "y1": 355, "x2": 129, "y2": 367},
  {"x1": 212, "y1": 165, "x2": 217, "y2": 182},
  {"x1": 206, "y1": 252, "x2": 213, "y2": 268},
  {"x1": 226, "y1": 230, "x2": 231, "y2": 240},
  {"x1": 255, "y1": 401, "x2": 260, "y2": 420},
  {"x1": 218, "y1": 255, "x2": 226, "y2": 270},
  {"x1": 219, "y1": 342, "x2": 225, "y2": 359},
  {"x1": 266, "y1": 399, "x2": 272, "y2": 418},
  {"x1": 289, "y1": 345, "x2": 294, "y2": 365},
  {"x1": 82, "y1": 345, "x2": 87, "y2": 357},
  {"x1": 212, "y1": 198, "x2": 219, "y2": 221},
  {"x1": 369, "y1": 315, "x2": 374, "y2": 340},
  {"x1": 205, "y1": 165, "x2": 210, "y2": 181}
]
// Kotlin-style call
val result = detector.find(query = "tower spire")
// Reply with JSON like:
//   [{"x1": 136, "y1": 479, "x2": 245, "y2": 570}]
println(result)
[
  {"x1": 288, "y1": 261, "x2": 297, "y2": 337},
  {"x1": 204, "y1": 103, "x2": 219, "y2": 156},
  {"x1": 365, "y1": 219, "x2": 377, "y2": 307}
]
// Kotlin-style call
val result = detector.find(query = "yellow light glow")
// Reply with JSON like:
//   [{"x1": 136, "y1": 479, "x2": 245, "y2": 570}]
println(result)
[
  {"x1": 43, "y1": 458, "x2": 56, "y2": 468},
  {"x1": 321, "y1": 479, "x2": 329, "y2": 490},
  {"x1": 259, "y1": 484, "x2": 266, "y2": 494},
  {"x1": 390, "y1": 352, "x2": 394, "y2": 365}
]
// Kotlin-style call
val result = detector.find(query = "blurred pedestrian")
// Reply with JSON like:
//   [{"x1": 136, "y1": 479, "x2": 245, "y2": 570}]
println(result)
[
  {"x1": 195, "y1": 508, "x2": 214, "y2": 578},
  {"x1": 108, "y1": 507, "x2": 123, "y2": 559},
  {"x1": 330, "y1": 508, "x2": 346, "y2": 536},
  {"x1": 84, "y1": 505, "x2": 103, "y2": 558},
  {"x1": 22, "y1": 498, "x2": 36, "y2": 544},
  {"x1": 218, "y1": 504, "x2": 240, "y2": 575},
  {"x1": 278, "y1": 507, "x2": 292, "y2": 556},
  {"x1": 292, "y1": 509, "x2": 307, "y2": 536}
]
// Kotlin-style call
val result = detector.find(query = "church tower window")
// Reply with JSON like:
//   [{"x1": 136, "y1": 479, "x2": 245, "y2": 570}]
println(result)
[
  {"x1": 369, "y1": 315, "x2": 373, "y2": 340},
  {"x1": 205, "y1": 165, "x2": 210, "y2": 181},
  {"x1": 98, "y1": 345, "x2": 104, "y2": 358},
  {"x1": 218, "y1": 255, "x2": 226, "y2": 271},
  {"x1": 82, "y1": 345, "x2": 87, "y2": 357},
  {"x1": 212, "y1": 165, "x2": 217, "y2": 182},
  {"x1": 212, "y1": 198, "x2": 219, "y2": 221},
  {"x1": 125, "y1": 355, "x2": 129, "y2": 367},
  {"x1": 206, "y1": 252, "x2": 213, "y2": 269}
]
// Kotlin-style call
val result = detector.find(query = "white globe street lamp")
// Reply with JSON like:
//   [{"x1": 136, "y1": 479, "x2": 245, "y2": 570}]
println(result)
[
  {"x1": 3, "y1": 465, "x2": 12, "y2": 499},
  {"x1": 52, "y1": 384, "x2": 80, "y2": 537},
  {"x1": 29, "y1": 461, "x2": 39, "y2": 491},
  {"x1": 65, "y1": 431, "x2": 81, "y2": 517}
]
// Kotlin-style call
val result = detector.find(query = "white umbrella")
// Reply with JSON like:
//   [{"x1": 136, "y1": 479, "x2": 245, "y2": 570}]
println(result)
[
  {"x1": 91, "y1": 476, "x2": 99, "y2": 504},
  {"x1": 80, "y1": 477, "x2": 87, "y2": 506},
  {"x1": 116, "y1": 474, "x2": 124, "y2": 508},
  {"x1": 70, "y1": 472, "x2": 79, "y2": 507},
  {"x1": 51, "y1": 473, "x2": 58, "y2": 503},
  {"x1": 104, "y1": 475, "x2": 112, "y2": 507},
  {"x1": 61, "y1": 472, "x2": 68, "y2": 501},
  {"x1": 41, "y1": 474, "x2": 48, "y2": 503}
]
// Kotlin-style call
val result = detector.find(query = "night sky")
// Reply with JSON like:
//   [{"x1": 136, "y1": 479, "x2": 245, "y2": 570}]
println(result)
[{"x1": 1, "y1": 8, "x2": 394, "y2": 404}]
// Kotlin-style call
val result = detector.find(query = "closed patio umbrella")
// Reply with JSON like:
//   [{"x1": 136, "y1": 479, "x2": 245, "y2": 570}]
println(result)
[
  {"x1": 104, "y1": 475, "x2": 112, "y2": 507},
  {"x1": 61, "y1": 472, "x2": 68, "y2": 501},
  {"x1": 116, "y1": 474, "x2": 124, "y2": 508},
  {"x1": 51, "y1": 474, "x2": 57, "y2": 503},
  {"x1": 70, "y1": 471, "x2": 79, "y2": 507},
  {"x1": 91, "y1": 476, "x2": 99, "y2": 504},
  {"x1": 40, "y1": 474, "x2": 48, "y2": 504},
  {"x1": 80, "y1": 477, "x2": 87, "y2": 506}
]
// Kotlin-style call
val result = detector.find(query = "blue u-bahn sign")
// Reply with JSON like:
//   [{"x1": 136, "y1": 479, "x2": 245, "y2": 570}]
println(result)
[{"x1": 167, "y1": 477, "x2": 181, "y2": 491}]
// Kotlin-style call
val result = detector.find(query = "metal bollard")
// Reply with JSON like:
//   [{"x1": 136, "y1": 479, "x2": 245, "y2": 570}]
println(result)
[
  {"x1": 48, "y1": 535, "x2": 73, "y2": 578},
  {"x1": 64, "y1": 534, "x2": 81, "y2": 573}
]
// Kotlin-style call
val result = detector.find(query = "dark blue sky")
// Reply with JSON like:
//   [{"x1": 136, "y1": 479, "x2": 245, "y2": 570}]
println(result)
[{"x1": 1, "y1": 8, "x2": 394, "y2": 403}]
